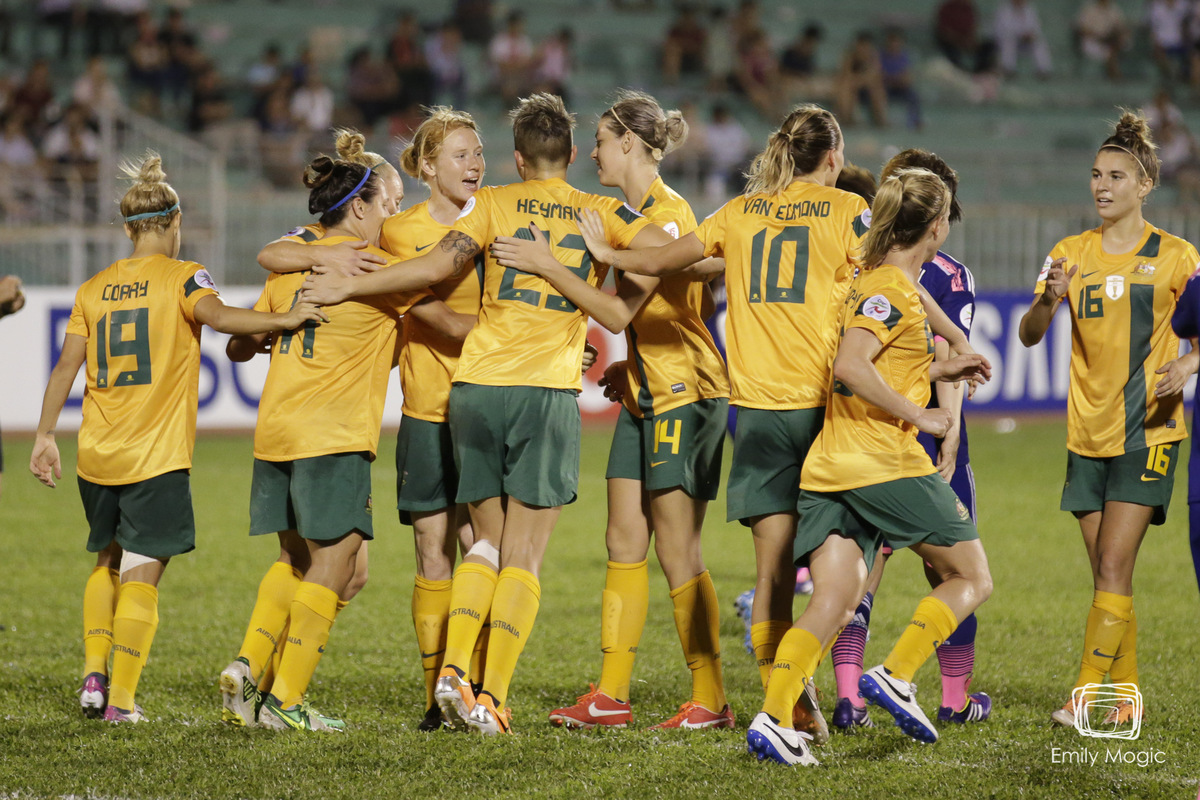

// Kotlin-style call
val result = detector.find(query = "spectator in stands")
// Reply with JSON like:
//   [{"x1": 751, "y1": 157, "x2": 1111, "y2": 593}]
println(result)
[
  {"x1": 38, "y1": 0, "x2": 85, "y2": 60},
  {"x1": 89, "y1": 0, "x2": 147, "y2": 57},
  {"x1": 660, "y1": 99, "x2": 706, "y2": 188},
  {"x1": 42, "y1": 102, "x2": 100, "y2": 183},
  {"x1": 835, "y1": 32, "x2": 888, "y2": 128},
  {"x1": 733, "y1": 29, "x2": 781, "y2": 121},
  {"x1": 159, "y1": 7, "x2": 200, "y2": 108},
  {"x1": 731, "y1": 0, "x2": 764, "y2": 52},
  {"x1": 291, "y1": 69, "x2": 334, "y2": 141},
  {"x1": 188, "y1": 66, "x2": 234, "y2": 134},
  {"x1": 994, "y1": 0, "x2": 1051, "y2": 78},
  {"x1": 1075, "y1": 0, "x2": 1128, "y2": 81},
  {"x1": 535, "y1": 27, "x2": 574, "y2": 104},
  {"x1": 455, "y1": 0, "x2": 492, "y2": 46},
  {"x1": 346, "y1": 46, "x2": 400, "y2": 128},
  {"x1": 11, "y1": 59, "x2": 56, "y2": 137},
  {"x1": 389, "y1": 11, "x2": 433, "y2": 113},
  {"x1": 489, "y1": 11, "x2": 534, "y2": 107},
  {"x1": 247, "y1": 43, "x2": 285, "y2": 100},
  {"x1": 0, "y1": 113, "x2": 45, "y2": 220},
  {"x1": 425, "y1": 20, "x2": 467, "y2": 108},
  {"x1": 780, "y1": 23, "x2": 822, "y2": 81},
  {"x1": 703, "y1": 102, "x2": 750, "y2": 203},
  {"x1": 1147, "y1": 0, "x2": 1191, "y2": 80},
  {"x1": 706, "y1": 7, "x2": 736, "y2": 92},
  {"x1": 936, "y1": 0, "x2": 995, "y2": 74},
  {"x1": 126, "y1": 11, "x2": 166, "y2": 116},
  {"x1": 881, "y1": 28, "x2": 921, "y2": 130},
  {"x1": 72, "y1": 56, "x2": 122, "y2": 116},
  {"x1": 661, "y1": 6, "x2": 708, "y2": 84},
  {"x1": 259, "y1": 88, "x2": 305, "y2": 189}
]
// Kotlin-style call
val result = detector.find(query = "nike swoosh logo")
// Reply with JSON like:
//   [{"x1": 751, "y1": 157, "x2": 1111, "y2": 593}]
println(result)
[
  {"x1": 769, "y1": 728, "x2": 810, "y2": 758},
  {"x1": 1140, "y1": 475, "x2": 1159, "y2": 482},
  {"x1": 587, "y1": 702, "x2": 629, "y2": 718},
  {"x1": 421, "y1": 650, "x2": 446, "y2": 660},
  {"x1": 650, "y1": 460, "x2": 668, "y2": 467},
  {"x1": 1092, "y1": 648, "x2": 1119, "y2": 659},
  {"x1": 876, "y1": 670, "x2": 914, "y2": 702},
  {"x1": 1082, "y1": 271, "x2": 1098, "y2": 279},
  {"x1": 416, "y1": 243, "x2": 434, "y2": 252}
]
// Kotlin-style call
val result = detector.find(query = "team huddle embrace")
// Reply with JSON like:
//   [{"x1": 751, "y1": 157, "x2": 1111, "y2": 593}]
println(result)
[{"x1": 29, "y1": 90, "x2": 1198, "y2": 767}]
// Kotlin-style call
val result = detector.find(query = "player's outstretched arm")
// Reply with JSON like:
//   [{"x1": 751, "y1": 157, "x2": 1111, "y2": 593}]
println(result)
[
  {"x1": 577, "y1": 209, "x2": 706, "y2": 277},
  {"x1": 301, "y1": 231, "x2": 481, "y2": 305},
  {"x1": 31, "y1": 333, "x2": 87, "y2": 488},
  {"x1": 194, "y1": 294, "x2": 328, "y2": 335},
  {"x1": 1020, "y1": 257, "x2": 1075, "y2": 347},
  {"x1": 407, "y1": 297, "x2": 477, "y2": 342},
  {"x1": 258, "y1": 239, "x2": 386, "y2": 275}
]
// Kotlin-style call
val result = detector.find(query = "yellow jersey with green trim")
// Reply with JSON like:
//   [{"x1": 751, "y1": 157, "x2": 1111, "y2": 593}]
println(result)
[
  {"x1": 451, "y1": 177, "x2": 653, "y2": 390},
  {"x1": 695, "y1": 180, "x2": 868, "y2": 410},
  {"x1": 252, "y1": 235, "x2": 427, "y2": 461},
  {"x1": 1034, "y1": 222, "x2": 1194, "y2": 457},
  {"x1": 279, "y1": 223, "x2": 324, "y2": 243},
  {"x1": 620, "y1": 177, "x2": 729, "y2": 418},
  {"x1": 66, "y1": 255, "x2": 218, "y2": 485},
  {"x1": 800, "y1": 265, "x2": 937, "y2": 491},
  {"x1": 380, "y1": 201, "x2": 484, "y2": 422}
]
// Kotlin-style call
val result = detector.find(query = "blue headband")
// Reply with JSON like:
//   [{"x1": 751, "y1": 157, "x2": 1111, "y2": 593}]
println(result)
[
  {"x1": 325, "y1": 167, "x2": 372, "y2": 214},
  {"x1": 125, "y1": 202, "x2": 179, "y2": 223}
]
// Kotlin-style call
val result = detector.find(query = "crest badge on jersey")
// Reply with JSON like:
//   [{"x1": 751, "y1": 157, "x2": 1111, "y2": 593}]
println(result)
[
  {"x1": 193, "y1": 269, "x2": 216, "y2": 290},
  {"x1": 1106, "y1": 275, "x2": 1125, "y2": 300},
  {"x1": 663, "y1": 221, "x2": 680, "y2": 240},
  {"x1": 456, "y1": 196, "x2": 476, "y2": 220},
  {"x1": 960, "y1": 303, "x2": 974, "y2": 330},
  {"x1": 1037, "y1": 255, "x2": 1053, "y2": 282},
  {"x1": 1133, "y1": 262, "x2": 1156, "y2": 276},
  {"x1": 862, "y1": 294, "x2": 892, "y2": 322}
]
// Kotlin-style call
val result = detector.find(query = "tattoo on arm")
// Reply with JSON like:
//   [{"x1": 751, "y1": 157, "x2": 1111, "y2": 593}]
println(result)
[{"x1": 440, "y1": 232, "x2": 481, "y2": 277}]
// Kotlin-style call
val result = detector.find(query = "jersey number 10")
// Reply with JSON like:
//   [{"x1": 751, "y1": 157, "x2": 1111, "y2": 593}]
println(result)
[{"x1": 748, "y1": 226, "x2": 810, "y2": 304}]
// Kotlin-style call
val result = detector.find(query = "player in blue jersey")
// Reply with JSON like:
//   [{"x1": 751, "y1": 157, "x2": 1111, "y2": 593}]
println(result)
[
  {"x1": 826, "y1": 151, "x2": 992, "y2": 731},
  {"x1": 1170, "y1": 270, "x2": 1200, "y2": 595}
]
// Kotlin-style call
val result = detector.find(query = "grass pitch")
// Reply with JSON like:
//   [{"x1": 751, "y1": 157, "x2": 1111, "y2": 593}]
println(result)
[{"x1": 1, "y1": 419, "x2": 1198, "y2": 799}]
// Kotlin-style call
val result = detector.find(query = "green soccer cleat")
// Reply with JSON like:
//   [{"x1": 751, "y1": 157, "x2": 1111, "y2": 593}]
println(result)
[{"x1": 258, "y1": 693, "x2": 344, "y2": 733}]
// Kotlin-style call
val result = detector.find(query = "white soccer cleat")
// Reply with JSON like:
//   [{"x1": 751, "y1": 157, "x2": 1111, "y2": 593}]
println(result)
[
  {"x1": 746, "y1": 712, "x2": 819, "y2": 766},
  {"x1": 219, "y1": 658, "x2": 260, "y2": 727},
  {"x1": 859, "y1": 665, "x2": 938, "y2": 743}
]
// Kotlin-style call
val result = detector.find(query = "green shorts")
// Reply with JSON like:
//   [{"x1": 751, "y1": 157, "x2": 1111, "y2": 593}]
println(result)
[
  {"x1": 1061, "y1": 443, "x2": 1179, "y2": 526},
  {"x1": 604, "y1": 399, "x2": 728, "y2": 501},
  {"x1": 449, "y1": 383, "x2": 581, "y2": 508},
  {"x1": 78, "y1": 470, "x2": 196, "y2": 558},
  {"x1": 396, "y1": 415, "x2": 459, "y2": 524},
  {"x1": 250, "y1": 453, "x2": 374, "y2": 542},
  {"x1": 727, "y1": 406, "x2": 824, "y2": 525},
  {"x1": 795, "y1": 473, "x2": 978, "y2": 570}
]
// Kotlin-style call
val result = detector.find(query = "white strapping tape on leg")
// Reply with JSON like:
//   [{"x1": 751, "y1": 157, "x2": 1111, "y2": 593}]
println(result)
[
  {"x1": 119, "y1": 550, "x2": 160, "y2": 578},
  {"x1": 466, "y1": 540, "x2": 500, "y2": 569}
]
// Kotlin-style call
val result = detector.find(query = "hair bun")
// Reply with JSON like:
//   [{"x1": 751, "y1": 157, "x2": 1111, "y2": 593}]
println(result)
[
  {"x1": 303, "y1": 156, "x2": 336, "y2": 190},
  {"x1": 335, "y1": 129, "x2": 367, "y2": 162},
  {"x1": 1114, "y1": 110, "x2": 1151, "y2": 145}
]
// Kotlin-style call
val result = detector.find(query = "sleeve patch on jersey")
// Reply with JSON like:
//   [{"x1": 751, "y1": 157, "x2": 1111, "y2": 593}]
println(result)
[
  {"x1": 184, "y1": 268, "x2": 217, "y2": 297},
  {"x1": 960, "y1": 303, "x2": 974, "y2": 331},
  {"x1": 852, "y1": 210, "x2": 870, "y2": 237},
  {"x1": 615, "y1": 203, "x2": 643, "y2": 224},
  {"x1": 1037, "y1": 256, "x2": 1052, "y2": 282},
  {"x1": 456, "y1": 196, "x2": 477, "y2": 220},
  {"x1": 858, "y1": 294, "x2": 902, "y2": 328},
  {"x1": 663, "y1": 221, "x2": 680, "y2": 239}
]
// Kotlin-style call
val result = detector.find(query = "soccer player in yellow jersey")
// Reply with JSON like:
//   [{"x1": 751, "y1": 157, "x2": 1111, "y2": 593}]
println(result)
[
  {"x1": 744, "y1": 168, "x2": 991, "y2": 765},
  {"x1": 493, "y1": 90, "x2": 734, "y2": 729},
  {"x1": 29, "y1": 153, "x2": 324, "y2": 723},
  {"x1": 1019, "y1": 112, "x2": 1198, "y2": 729},
  {"x1": 219, "y1": 155, "x2": 473, "y2": 732},
  {"x1": 301, "y1": 93, "x2": 670, "y2": 735}
]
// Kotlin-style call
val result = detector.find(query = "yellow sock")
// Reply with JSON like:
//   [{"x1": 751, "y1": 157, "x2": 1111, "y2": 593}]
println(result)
[
  {"x1": 1109, "y1": 607, "x2": 1138, "y2": 690},
  {"x1": 481, "y1": 568, "x2": 541, "y2": 710},
  {"x1": 469, "y1": 616, "x2": 490, "y2": 686},
  {"x1": 1074, "y1": 591, "x2": 1133, "y2": 692},
  {"x1": 236, "y1": 561, "x2": 301, "y2": 680},
  {"x1": 108, "y1": 581, "x2": 159, "y2": 711},
  {"x1": 670, "y1": 571, "x2": 726, "y2": 711},
  {"x1": 412, "y1": 576, "x2": 452, "y2": 709},
  {"x1": 597, "y1": 560, "x2": 649, "y2": 702},
  {"x1": 751, "y1": 620, "x2": 794, "y2": 690},
  {"x1": 272, "y1": 582, "x2": 338, "y2": 708},
  {"x1": 883, "y1": 596, "x2": 960, "y2": 684},
  {"x1": 260, "y1": 619, "x2": 287, "y2": 695},
  {"x1": 443, "y1": 562, "x2": 498, "y2": 672},
  {"x1": 762, "y1": 627, "x2": 821, "y2": 724},
  {"x1": 83, "y1": 566, "x2": 117, "y2": 676}
]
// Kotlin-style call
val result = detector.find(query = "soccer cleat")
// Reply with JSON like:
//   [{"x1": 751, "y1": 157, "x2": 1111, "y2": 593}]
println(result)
[
  {"x1": 79, "y1": 672, "x2": 108, "y2": 719},
  {"x1": 257, "y1": 693, "x2": 342, "y2": 732},
  {"x1": 548, "y1": 683, "x2": 631, "y2": 729},
  {"x1": 219, "y1": 658, "x2": 260, "y2": 728},
  {"x1": 466, "y1": 693, "x2": 512, "y2": 735},
  {"x1": 734, "y1": 588, "x2": 755, "y2": 656},
  {"x1": 792, "y1": 679, "x2": 829, "y2": 745},
  {"x1": 746, "y1": 712, "x2": 819, "y2": 766},
  {"x1": 859, "y1": 665, "x2": 938, "y2": 743},
  {"x1": 794, "y1": 567, "x2": 814, "y2": 595},
  {"x1": 1102, "y1": 698, "x2": 1142, "y2": 726},
  {"x1": 1050, "y1": 698, "x2": 1079, "y2": 727},
  {"x1": 418, "y1": 704, "x2": 446, "y2": 732},
  {"x1": 103, "y1": 704, "x2": 146, "y2": 723},
  {"x1": 434, "y1": 666, "x2": 476, "y2": 731},
  {"x1": 831, "y1": 697, "x2": 874, "y2": 730},
  {"x1": 938, "y1": 692, "x2": 992, "y2": 724},
  {"x1": 649, "y1": 701, "x2": 735, "y2": 730}
]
